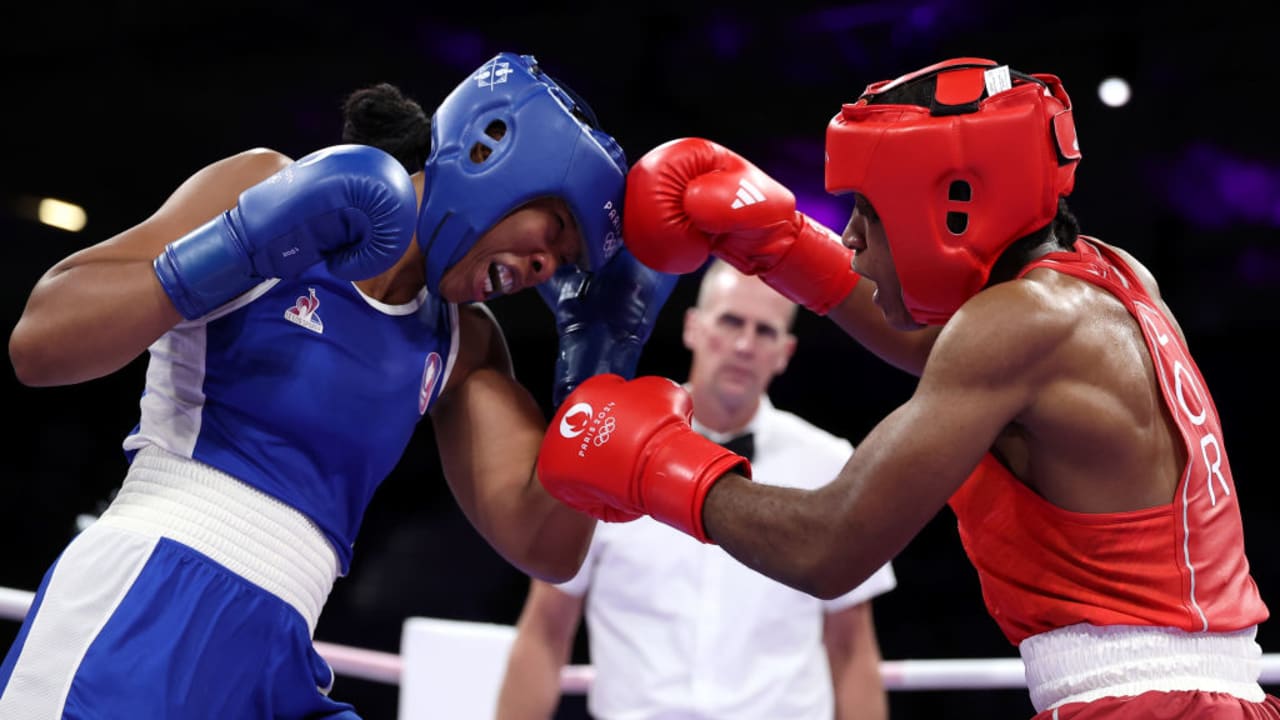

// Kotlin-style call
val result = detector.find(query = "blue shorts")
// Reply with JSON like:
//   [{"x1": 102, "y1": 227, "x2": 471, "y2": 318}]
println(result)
[{"x1": 0, "y1": 522, "x2": 358, "y2": 719}]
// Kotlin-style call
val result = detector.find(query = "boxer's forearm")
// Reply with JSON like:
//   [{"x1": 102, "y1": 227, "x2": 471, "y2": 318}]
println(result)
[{"x1": 701, "y1": 473, "x2": 876, "y2": 600}]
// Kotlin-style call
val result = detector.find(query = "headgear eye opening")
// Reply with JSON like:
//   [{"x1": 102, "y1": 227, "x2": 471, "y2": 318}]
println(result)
[{"x1": 466, "y1": 120, "x2": 508, "y2": 165}]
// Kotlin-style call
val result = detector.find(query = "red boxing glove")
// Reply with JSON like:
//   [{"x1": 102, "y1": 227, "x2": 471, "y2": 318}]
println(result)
[
  {"x1": 537, "y1": 374, "x2": 750, "y2": 542},
  {"x1": 623, "y1": 137, "x2": 859, "y2": 315}
]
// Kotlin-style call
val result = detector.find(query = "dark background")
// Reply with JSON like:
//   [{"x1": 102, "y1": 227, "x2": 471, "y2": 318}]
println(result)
[{"x1": 3, "y1": 2, "x2": 1278, "y2": 718}]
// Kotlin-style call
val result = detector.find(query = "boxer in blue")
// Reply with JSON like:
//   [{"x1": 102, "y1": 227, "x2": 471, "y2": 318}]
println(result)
[{"x1": 1, "y1": 53, "x2": 675, "y2": 719}]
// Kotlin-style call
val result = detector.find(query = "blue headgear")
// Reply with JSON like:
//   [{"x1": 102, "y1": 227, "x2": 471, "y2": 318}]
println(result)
[{"x1": 417, "y1": 52, "x2": 628, "y2": 294}]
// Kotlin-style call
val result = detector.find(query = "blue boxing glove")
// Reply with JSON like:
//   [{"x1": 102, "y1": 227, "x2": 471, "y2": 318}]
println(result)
[
  {"x1": 538, "y1": 247, "x2": 679, "y2": 407},
  {"x1": 154, "y1": 144, "x2": 417, "y2": 319}
]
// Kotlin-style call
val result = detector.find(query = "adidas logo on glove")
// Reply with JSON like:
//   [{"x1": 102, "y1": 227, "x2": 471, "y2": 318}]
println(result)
[{"x1": 730, "y1": 178, "x2": 766, "y2": 209}]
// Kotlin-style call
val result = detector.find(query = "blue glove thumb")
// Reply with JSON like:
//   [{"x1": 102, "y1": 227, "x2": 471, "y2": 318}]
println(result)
[{"x1": 539, "y1": 248, "x2": 678, "y2": 407}]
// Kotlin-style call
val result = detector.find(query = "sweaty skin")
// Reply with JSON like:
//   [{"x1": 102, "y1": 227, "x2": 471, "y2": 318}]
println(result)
[
  {"x1": 701, "y1": 207, "x2": 1185, "y2": 600},
  {"x1": 9, "y1": 148, "x2": 595, "y2": 583}
]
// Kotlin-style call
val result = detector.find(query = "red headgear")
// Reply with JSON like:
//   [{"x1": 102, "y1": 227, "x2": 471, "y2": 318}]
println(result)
[{"x1": 825, "y1": 58, "x2": 1081, "y2": 325}]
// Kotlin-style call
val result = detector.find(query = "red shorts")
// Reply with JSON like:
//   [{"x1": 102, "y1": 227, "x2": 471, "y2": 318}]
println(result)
[{"x1": 1036, "y1": 691, "x2": 1280, "y2": 719}]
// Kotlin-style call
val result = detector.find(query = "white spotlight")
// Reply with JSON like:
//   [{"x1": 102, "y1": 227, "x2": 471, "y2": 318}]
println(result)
[
  {"x1": 1098, "y1": 77, "x2": 1132, "y2": 108},
  {"x1": 37, "y1": 197, "x2": 87, "y2": 232}
]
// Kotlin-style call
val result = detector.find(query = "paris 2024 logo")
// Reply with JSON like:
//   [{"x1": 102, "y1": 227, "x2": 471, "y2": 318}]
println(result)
[{"x1": 558, "y1": 401, "x2": 617, "y2": 458}]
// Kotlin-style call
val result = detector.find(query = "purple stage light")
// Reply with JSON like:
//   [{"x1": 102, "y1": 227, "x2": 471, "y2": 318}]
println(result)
[
  {"x1": 1161, "y1": 143, "x2": 1280, "y2": 230},
  {"x1": 705, "y1": 15, "x2": 747, "y2": 60},
  {"x1": 1235, "y1": 245, "x2": 1280, "y2": 288},
  {"x1": 751, "y1": 137, "x2": 854, "y2": 234},
  {"x1": 416, "y1": 22, "x2": 489, "y2": 72},
  {"x1": 795, "y1": 194, "x2": 852, "y2": 236}
]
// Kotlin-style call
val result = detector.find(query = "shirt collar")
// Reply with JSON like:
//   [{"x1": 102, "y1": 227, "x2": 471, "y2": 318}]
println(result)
[{"x1": 686, "y1": 386, "x2": 771, "y2": 444}]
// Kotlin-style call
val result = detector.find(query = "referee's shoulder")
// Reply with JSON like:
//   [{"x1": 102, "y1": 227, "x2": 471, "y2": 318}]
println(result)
[{"x1": 768, "y1": 406, "x2": 853, "y2": 455}]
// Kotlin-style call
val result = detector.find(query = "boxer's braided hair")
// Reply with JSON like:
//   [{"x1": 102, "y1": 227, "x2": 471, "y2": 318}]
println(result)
[{"x1": 341, "y1": 82, "x2": 431, "y2": 174}]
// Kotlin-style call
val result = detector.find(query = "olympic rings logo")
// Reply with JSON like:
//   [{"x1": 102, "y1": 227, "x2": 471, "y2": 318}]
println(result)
[{"x1": 592, "y1": 416, "x2": 616, "y2": 446}]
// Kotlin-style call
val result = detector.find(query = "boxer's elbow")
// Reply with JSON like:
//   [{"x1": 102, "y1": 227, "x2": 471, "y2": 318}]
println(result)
[
  {"x1": 804, "y1": 574, "x2": 857, "y2": 601},
  {"x1": 519, "y1": 541, "x2": 586, "y2": 585},
  {"x1": 779, "y1": 525, "x2": 873, "y2": 601},
  {"x1": 526, "y1": 555, "x2": 580, "y2": 585},
  {"x1": 808, "y1": 548, "x2": 883, "y2": 601},
  {"x1": 510, "y1": 508, "x2": 594, "y2": 584},
  {"x1": 786, "y1": 554, "x2": 854, "y2": 601},
  {"x1": 10, "y1": 321, "x2": 115, "y2": 387},
  {"x1": 10, "y1": 323, "x2": 56, "y2": 386}
]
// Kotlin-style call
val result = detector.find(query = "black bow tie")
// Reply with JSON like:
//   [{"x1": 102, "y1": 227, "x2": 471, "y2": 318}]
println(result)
[{"x1": 716, "y1": 432, "x2": 754, "y2": 462}]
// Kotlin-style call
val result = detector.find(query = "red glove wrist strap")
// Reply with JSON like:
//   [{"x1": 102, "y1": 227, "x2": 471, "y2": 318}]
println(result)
[
  {"x1": 763, "y1": 216, "x2": 860, "y2": 315},
  {"x1": 643, "y1": 429, "x2": 751, "y2": 543}
]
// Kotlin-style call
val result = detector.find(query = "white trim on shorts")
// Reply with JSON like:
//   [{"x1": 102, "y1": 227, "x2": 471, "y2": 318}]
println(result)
[
  {"x1": 0, "y1": 527, "x2": 157, "y2": 720},
  {"x1": 97, "y1": 445, "x2": 339, "y2": 633},
  {"x1": 1020, "y1": 622, "x2": 1265, "y2": 711}
]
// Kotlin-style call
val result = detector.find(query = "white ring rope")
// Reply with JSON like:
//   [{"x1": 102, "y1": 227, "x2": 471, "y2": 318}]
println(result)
[
  {"x1": 3, "y1": 585, "x2": 1279, "y2": 692},
  {"x1": 0, "y1": 588, "x2": 32, "y2": 623}
]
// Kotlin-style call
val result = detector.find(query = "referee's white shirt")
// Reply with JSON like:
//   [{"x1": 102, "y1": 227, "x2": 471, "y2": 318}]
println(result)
[{"x1": 557, "y1": 396, "x2": 897, "y2": 720}]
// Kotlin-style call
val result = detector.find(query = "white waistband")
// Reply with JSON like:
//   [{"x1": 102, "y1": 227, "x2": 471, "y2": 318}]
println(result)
[
  {"x1": 97, "y1": 445, "x2": 338, "y2": 634},
  {"x1": 1020, "y1": 623, "x2": 1264, "y2": 711}
]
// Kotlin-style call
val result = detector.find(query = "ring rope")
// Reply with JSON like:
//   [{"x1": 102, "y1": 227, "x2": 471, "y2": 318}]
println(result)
[{"x1": 4, "y1": 585, "x2": 1278, "y2": 692}]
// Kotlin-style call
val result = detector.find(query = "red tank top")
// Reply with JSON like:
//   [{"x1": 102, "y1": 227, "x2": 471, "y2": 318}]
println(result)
[{"x1": 948, "y1": 238, "x2": 1267, "y2": 645}]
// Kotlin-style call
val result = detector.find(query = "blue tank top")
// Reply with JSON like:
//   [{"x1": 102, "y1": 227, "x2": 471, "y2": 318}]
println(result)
[{"x1": 123, "y1": 266, "x2": 458, "y2": 573}]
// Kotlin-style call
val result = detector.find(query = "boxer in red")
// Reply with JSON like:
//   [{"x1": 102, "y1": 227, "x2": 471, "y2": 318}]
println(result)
[{"x1": 536, "y1": 58, "x2": 1280, "y2": 718}]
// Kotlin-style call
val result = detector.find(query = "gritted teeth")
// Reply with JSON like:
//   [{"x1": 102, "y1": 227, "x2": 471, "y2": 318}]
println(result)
[
  {"x1": 484, "y1": 263, "x2": 498, "y2": 295},
  {"x1": 484, "y1": 263, "x2": 515, "y2": 299}
]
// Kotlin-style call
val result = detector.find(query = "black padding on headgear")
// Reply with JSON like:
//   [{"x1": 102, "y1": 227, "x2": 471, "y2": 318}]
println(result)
[{"x1": 546, "y1": 72, "x2": 602, "y2": 129}]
